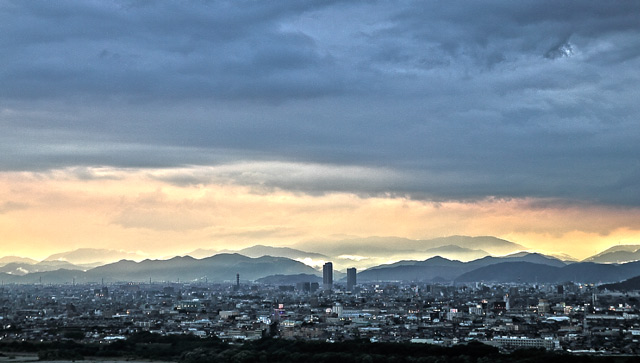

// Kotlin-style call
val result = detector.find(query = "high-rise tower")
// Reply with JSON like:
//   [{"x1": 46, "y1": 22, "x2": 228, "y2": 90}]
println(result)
[
  {"x1": 347, "y1": 267, "x2": 357, "y2": 291},
  {"x1": 323, "y1": 262, "x2": 333, "y2": 291}
]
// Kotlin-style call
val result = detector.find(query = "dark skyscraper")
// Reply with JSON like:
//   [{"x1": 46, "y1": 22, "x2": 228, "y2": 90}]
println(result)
[
  {"x1": 347, "y1": 267, "x2": 356, "y2": 291},
  {"x1": 323, "y1": 262, "x2": 333, "y2": 291}
]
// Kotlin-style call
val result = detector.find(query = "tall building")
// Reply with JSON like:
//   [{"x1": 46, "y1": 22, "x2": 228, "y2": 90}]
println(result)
[
  {"x1": 347, "y1": 267, "x2": 357, "y2": 291},
  {"x1": 322, "y1": 262, "x2": 333, "y2": 291}
]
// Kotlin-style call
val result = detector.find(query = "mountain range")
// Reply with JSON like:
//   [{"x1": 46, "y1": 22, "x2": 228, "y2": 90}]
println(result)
[
  {"x1": 2, "y1": 236, "x2": 640, "y2": 285},
  {"x1": 0, "y1": 254, "x2": 319, "y2": 284},
  {"x1": 583, "y1": 245, "x2": 640, "y2": 264},
  {"x1": 44, "y1": 248, "x2": 144, "y2": 265},
  {"x1": 357, "y1": 253, "x2": 640, "y2": 284},
  {"x1": 600, "y1": 275, "x2": 640, "y2": 291},
  {"x1": 293, "y1": 235, "x2": 527, "y2": 257},
  {"x1": 1, "y1": 250, "x2": 636, "y2": 286},
  {"x1": 423, "y1": 245, "x2": 489, "y2": 260},
  {"x1": 0, "y1": 260, "x2": 88, "y2": 276},
  {"x1": 454, "y1": 261, "x2": 640, "y2": 284},
  {"x1": 287, "y1": 235, "x2": 528, "y2": 270},
  {"x1": 188, "y1": 245, "x2": 328, "y2": 261},
  {"x1": 183, "y1": 236, "x2": 524, "y2": 272},
  {"x1": 357, "y1": 252, "x2": 567, "y2": 282},
  {"x1": 0, "y1": 256, "x2": 39, "y2": 266}
]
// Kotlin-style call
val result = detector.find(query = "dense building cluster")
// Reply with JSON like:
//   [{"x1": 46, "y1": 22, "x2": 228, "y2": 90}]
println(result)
[{"x1": 1, "y1": 273, "x2": 640, "y2": 355}]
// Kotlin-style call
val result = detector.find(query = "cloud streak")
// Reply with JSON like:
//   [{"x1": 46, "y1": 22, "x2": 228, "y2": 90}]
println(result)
[{"x1": 2, "y1": 168, "x2": 640, "y2": 259}]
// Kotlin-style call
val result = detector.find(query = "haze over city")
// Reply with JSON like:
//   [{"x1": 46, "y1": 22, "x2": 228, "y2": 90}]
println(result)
[{"x1": 2, "y1": 1, "x2": 640, "y2": 261}]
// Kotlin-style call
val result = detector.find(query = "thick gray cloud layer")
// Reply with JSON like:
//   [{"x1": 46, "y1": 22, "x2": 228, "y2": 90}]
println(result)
[{"x1": 1, "y1": 0, "x2": 639, "y2": 205}]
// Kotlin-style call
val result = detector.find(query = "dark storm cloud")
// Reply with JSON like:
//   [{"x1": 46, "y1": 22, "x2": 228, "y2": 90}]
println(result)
[
  {"x1": 1, "y1": 1, "x2": 640, "y2": 205},
  {"x1": 0, "y1": 0, "x2": 347, "y2": 101}
]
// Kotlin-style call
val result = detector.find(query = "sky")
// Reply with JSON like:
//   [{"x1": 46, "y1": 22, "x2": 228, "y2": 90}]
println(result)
[{"x1": 1, "y1": 0, "x2": 640, "y2": 260}]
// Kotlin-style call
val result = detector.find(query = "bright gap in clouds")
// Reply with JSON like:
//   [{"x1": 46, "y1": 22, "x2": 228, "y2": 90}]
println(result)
[{"x1": 1, "y1": 165, "x2": 640, "y2": 260}]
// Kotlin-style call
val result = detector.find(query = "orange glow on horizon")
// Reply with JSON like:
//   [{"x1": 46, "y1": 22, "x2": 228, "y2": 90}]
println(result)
[{"x1": 1, "y1": 167, "x2": 640, "y2": 261}]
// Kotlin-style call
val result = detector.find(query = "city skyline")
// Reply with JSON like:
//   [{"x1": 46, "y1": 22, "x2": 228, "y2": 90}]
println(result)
[{"x1": 2, "y1": 1, "x2": 640, "y2": 260}]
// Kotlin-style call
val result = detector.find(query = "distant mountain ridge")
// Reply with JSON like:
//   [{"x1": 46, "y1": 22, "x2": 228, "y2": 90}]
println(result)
[
  {"x1": 422, "y1": 245, "x2": 489, "y2": 261},
  {"x1": 356, "y1": 252, "x2": 640, "y2": 284},
  {"x1": 188, "y1": 245, "x2": 328, "y2": 261},
  {"x1": 87, "y1": 253, "x2": 321, "y2": 283},
  {"x1": 1, "y1": 250, "x2": 640, "y2": 285},
  {"x1": 455, "y1": 260, "x2": 640, "y2": 284},
  {"x1": 44, "y1": 248, "x2": 144, "y2": 265},
  {"x1": 358, "y1": 252, "x2": 568, "y2": 282},
  {"x1": 0, "y1": 256, "x2": 39, "y2": 266},
  {"x1": 6, "y1": 236, "x2": 640, "y2": 285},
  {"x1": 0, "y1": 260, "x2": 88, "y2": 276},
  {"x1": 425, "y1": 236, "x2": 528, "y2": 255},
  {"x1": 584, "y1": 245, "x2": 640, "y2": 264},
  {"x1": 294, "y1": 235, "x2": 527, "y2": 258},
  {"x1": 469, "y1": 252, "x2": 567, "y2": 268},
  {"x1": 1, "y1": 235, "x2": 525, "y2": 272},
  {"x1": 0, "y1": 253, "x2": 320, "y2": 284}
]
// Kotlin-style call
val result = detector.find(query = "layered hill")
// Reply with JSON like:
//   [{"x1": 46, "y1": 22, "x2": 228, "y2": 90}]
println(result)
[
  {"x1": 356, "y1": 252, "x2": 640, "y2": 284},
  {"x1": 455, "y1": 261, "x2": 640, "y2": 284},
  {"x1": 6, "y1": 235, "x2": 640, "y2": 285},
  {"x1": 188, "y1": 245, "x2": 328, "y2": 261},
  {"x1": 423, "y1": 245, "x2": 489, "y2": 261},
  {"x1": 294, "y1": 236, "x2": 526, "y2": 257},
  {"x1": 0, "y1": 260, "x2": 87, "y2": 276},
  {"x1": 44, "y1": 248, "x2": 144, "y2": 265},
  {"x1": 0, "y1": 256, "x2": 39, "y2": 266},
  {"x1": 0, "y1": 254, "x2": 320, "y2": 284},
  {"x1": 584, "y1": 245, "x2": 640, "y2": 264},
  {"x1": 600, "y1": 275, "x2": 640, "y2": 291},
  {"x1": 357, "y1": 253, "x2": 565, "y2": 282}
]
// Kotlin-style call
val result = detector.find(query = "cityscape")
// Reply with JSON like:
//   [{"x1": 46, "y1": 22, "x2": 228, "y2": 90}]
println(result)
[{"x1": 2, "y1": 251, "x2": 640, "y2": 360}]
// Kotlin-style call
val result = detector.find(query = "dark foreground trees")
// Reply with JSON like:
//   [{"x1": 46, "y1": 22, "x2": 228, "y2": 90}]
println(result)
[{"x1": 0, "y1": 334, "x2": 637, "y2": 363}]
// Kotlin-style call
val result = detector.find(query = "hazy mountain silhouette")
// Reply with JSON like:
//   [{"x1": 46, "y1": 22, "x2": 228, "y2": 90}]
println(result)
[
  {"x1": 584, "y1": 245, "x2": 640, "y2": 264},
  {"x1": 591, "y1": 245, "x2": 640, "y2": 255},
  {"x1": 188, "y1": 245, "x2": 328, "y2": 261},
  {"x1": 377, "y1": 256, "x2": 466, "y2": 270},
  {"x1": 0, "y1": 269, "x2": 85, "y2": 284},
  {"x1": 467, "y1": 252, "x2": 567, "y2": 268},
  {"x1": 0, "y1": 261, "x2": 86, "y2": 275},
  {"x1": 422, "y1": 245, "x2": 489, "y2": 261},
  {"x1": 426, "y1": 236, "x2": 527, "y2": 255},
  {"x1": 44, "y1": 248, "x2": 144, "y2": 265},
  {"x1": 358, "y1": 253, "x2": 566, "y2": 282},
  {"x1": 187, "y1": 249, "x2": 220, "y2": 259},
  {"x1": 548, "y1": 253, "x2": 578, "y2": 262},
  {"x1": 0, "y1": 263, "x2": 34, "y2": 275},
  {"x1": 456, "y1": 261, "x2": 640, "y2": 283},
  {"x1": 455, "y1": 262, "x2": 561, "y2": 283},
  {"x1": 84, "y1": 253, "x2": 319, "y2": 283},
  {"x1": 358, "y1": 256, "x2": 468, "y2": 282},
  {"x1": 0, "y1": 253, "x2": 320, "y2": 284},
  {"x1": 0, "y1": 256, "x2": 38, "y2": 266},
  {"x1": 37, "y1": 260, "x2": 94, "y2": 269},
  {"x1": 239, "y1": 245, "x2": 329, "y2": 260},
  {"x1": 7, "y1": 249, "x2": 640, "y2": 285},
  {"x1": 294, "y1": 235, "x2": 526, "y2": 258}
]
